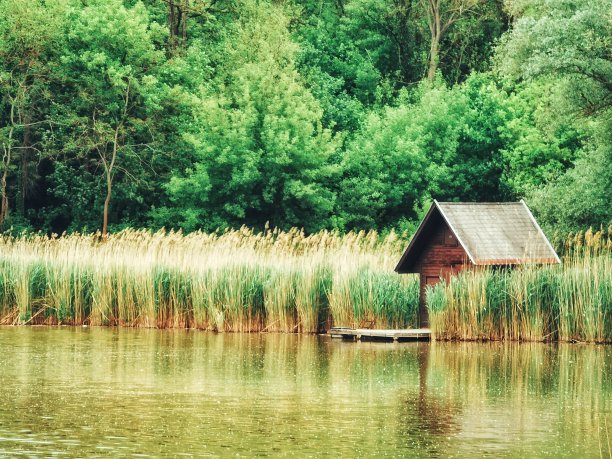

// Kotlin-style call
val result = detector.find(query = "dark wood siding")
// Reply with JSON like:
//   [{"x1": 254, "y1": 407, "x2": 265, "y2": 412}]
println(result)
[{"x1": 416, "y1": 221, "x2": 470, "y2": 326}]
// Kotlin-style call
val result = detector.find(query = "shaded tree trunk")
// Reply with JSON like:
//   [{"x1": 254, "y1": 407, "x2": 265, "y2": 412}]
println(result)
[
  {"x1": 18, "y1": 115, "x2": 32, "y2": 216},
  {"x1": 424, "y1": 0, "x2": 482, "y2": 82},
  {"x1": 102, "y1": 126, "x2": 119, "y2": 238},
  {"x1": 427, "y1": 0, "x2": 442, "y2": 81},
  {"x1": 168, "y1": 0, "x2": 188, "y2": 54},
  {"x1": 0, "y1": 147, "x2": 10, "y2": 228},
  {"x1": 0, "y1": 103, "x2": 16, "y2": 229}
]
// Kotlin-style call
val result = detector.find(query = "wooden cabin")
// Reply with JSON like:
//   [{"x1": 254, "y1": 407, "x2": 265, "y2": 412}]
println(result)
[{"x1": 395, "y1": 200, "x2": 560, "y2": 327}]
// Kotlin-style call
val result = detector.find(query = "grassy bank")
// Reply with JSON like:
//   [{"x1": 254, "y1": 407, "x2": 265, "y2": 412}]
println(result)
[
  {"x1": 0, "y1": 227, "x2": 610, "y2": 342},
  {"x1": 0, "y1": 228, "x2": 418, "y2": 331}
]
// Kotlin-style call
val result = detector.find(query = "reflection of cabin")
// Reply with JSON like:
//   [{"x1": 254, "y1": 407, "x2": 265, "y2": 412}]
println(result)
[{"x1": 395, "y1": 200, "x2": 560, "y2": 327}]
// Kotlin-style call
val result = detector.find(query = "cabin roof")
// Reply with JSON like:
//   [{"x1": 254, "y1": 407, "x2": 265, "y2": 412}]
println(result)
[{"x1": 395, "y1": 200, "x2": 560, "y2": 273}]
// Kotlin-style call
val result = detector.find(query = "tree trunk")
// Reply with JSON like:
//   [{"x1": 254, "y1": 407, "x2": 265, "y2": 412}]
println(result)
[
  {"x1": 427, "y1": 33, "x2": 440, "y2": 81},
  {"x1": 0, "y1": 117, "x2": 15, "y2": 229},
  {"x1": 102, "y1": 127, "x2": 119, "y2": 239},
  {"x1": 181, "y1": 0, "x2": 187, "y2": 44},
  {"x1": 0, "y1": 165, "x2": 9, "y2": 229},
  {"x1": 427, "y1": 0, "x2": 442, "y2": 82},
  {"x1": 168, "y1": 0, "x2": 188, "y2": 55},
  {"x1": 102, "y1": 168, "x2": 111, "y2": 238},
  {"x1": 168, "y1": 0, "x2": 177, "y2": 53},
  {"x1": 18, "y1": 116, "x2": 31, "y2": 216}
]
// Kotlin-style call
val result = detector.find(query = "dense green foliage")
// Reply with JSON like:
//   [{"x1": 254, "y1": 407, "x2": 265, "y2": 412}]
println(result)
[{"x1": 0, "y1": 0, "x2": 609, "y2": 235}]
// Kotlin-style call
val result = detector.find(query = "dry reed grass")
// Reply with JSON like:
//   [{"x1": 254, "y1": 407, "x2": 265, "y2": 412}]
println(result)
[
  {"x1": 427, "y1": 227, "x2": 612, "y2": 343},
  {"x1": 0, "y1": 226, "x2": 609, "y2": 342},
  {"x1": 0, "y1": 227, "x2": 418, "y2": 331}
]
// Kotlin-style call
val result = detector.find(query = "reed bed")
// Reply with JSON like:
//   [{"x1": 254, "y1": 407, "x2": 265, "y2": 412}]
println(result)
[
  {"x1": 0, "y1": 226, "x2": 609, "y2": 341},
  {"x1": 428, "y1": 228, "x2": 612, "y2": 343},
  {"x1": 0, "y1": 227, "x2": 418, "y2": 331}
]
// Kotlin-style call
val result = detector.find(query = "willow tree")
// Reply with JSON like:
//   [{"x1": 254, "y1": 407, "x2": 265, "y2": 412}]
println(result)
[
  {"x1": 496, "y1": 0, "x2": 611, "y2": 116},
  {"x1": 497, "y1": 0, "x2": 612, "y2": 233}
]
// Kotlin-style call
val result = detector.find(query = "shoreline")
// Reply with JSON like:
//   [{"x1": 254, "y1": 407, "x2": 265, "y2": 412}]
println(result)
[{"x1": 2, "y1": 324, "x2": 610, "y2": 344}]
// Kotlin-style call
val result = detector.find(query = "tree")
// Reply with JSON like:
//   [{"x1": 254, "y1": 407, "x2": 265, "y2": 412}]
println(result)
[
  {"x1": 162, "y1": 0, "x2": 230, "y2": 55},
  {"x1": 0, "y1": 0, "x2": 605, "y2": 236},
  {"x1": 338, "y1": 83, "x2": 466, "y2": 230},
  {"x1": 61, "y1": 0, "x2": 165, "y2": 236},
  {"x1": 0, "y1": 0, "x2": 66, "y2": 228},
  {"x1": 496, "y1": 0, "x2": 611, "y2": 232},
  {"x1": 338, "y1": 76, "x2": 514, "y2": 230},
  {"x1": 498, "y1": 79, "x2": 585, "y2": 196},
  {"x1": 496, "y1": 0, "x2": 611, "y2": 116},
  {"x1": 438, "y1": 0, "x2": 508, "y2": 83},
  {"x1": 342, "y1": 0, "x2": 423, "y2": 85},
  {"x1": 160, "y1": 1, "x2": 340, "y2": 232},
  {"x1": 527, "y1": 141, "x2": 612, "y2": 235},
  {"x1": 422, "y1": 0, "x2": 489, "y2": 81}
]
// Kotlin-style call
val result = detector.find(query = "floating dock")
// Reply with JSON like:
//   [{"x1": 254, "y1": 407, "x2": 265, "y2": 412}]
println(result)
[{"x1": 329, "y1": 327, "x2": 431, "y2": 342}]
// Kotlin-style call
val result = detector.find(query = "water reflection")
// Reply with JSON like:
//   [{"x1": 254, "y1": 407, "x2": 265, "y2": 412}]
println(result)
[
  {"x1": 0, "y1": 328, "x2": 610, "y2": 457},
  {"x1": 398, "y1": 345, "x2": 461, "y2": 450}
]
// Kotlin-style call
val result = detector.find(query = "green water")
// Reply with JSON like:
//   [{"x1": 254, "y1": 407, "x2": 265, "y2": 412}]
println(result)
[{"x1": 0, "y1": 328, "x2": 610, "y2": 458}]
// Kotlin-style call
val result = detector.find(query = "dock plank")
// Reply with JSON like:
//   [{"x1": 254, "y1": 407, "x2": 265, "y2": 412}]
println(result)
[{"x1": 329, "y1": 327, "x2": 431, "y2": 341}]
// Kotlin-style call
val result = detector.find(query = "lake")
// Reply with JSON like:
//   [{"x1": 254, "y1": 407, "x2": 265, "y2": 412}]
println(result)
[{"x1": 0, "y1": 328, "x2": 610, "y2": 457}]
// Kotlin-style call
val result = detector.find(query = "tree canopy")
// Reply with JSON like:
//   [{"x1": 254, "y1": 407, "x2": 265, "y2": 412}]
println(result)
[{"x1": 0, "y1": 0, "x2": 609, "y2": 236}]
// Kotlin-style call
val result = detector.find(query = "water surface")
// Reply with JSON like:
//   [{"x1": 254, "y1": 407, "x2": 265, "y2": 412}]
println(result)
[{"x1": 0, "y1": 328, "x2": 610, "y2": 457}]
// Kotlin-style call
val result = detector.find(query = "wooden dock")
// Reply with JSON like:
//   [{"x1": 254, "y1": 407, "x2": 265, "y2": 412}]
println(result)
[{"x1": 328, "y1": 327, "x2": 431, "y2": 342}]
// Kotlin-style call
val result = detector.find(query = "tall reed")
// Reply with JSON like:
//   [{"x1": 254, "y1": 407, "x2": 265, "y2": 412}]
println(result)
[
  {"x1": 428, "y1": 240, "x2": 612, "y2": 343},
  {"x1": 0, "y1": 227, "x2": 609, "y2": 341},
  {"x1": 0, "y1": 228, "x2": 418, "y2": 332}
]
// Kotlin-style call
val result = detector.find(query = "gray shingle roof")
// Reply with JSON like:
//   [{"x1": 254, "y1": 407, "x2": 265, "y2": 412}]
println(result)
[{"x1": 436, "y1": 200, "x2": 560, "y2": 265}]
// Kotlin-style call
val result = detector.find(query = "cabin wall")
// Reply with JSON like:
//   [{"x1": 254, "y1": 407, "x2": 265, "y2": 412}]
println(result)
[{"x1": 415, "y1": 222, "x2": 470, "y2": 326}]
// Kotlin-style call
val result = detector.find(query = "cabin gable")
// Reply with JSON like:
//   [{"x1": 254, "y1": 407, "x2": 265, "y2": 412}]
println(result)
[
  {"x1": 395, "y1": 206, "x2": 471, "y2": 275},
  {"x1": 416, "y1": 221, "x2": 470, "y2": 283}
]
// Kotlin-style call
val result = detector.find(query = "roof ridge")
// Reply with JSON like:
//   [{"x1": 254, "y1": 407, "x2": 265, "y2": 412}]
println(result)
[{"x1": 436, "y1": 201, "x2": 523, "y2": 205}]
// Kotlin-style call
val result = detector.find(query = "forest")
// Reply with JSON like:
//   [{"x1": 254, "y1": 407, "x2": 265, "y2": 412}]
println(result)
[{"x1": 0, "y1": 0, "x2": 610, "y2": 237}]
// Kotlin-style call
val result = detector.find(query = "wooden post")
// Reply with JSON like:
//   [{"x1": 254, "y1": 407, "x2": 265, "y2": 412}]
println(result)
[{"x1": 419, "y1": 274, "x2": 430, "y2": 328}]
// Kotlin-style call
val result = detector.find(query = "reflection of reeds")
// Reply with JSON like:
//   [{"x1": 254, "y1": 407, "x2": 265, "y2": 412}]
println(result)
[
  {"x1": 427, "y1": 342, "x2": 612, "y2": 450},
  {"x1": 428, "y1": 244, "x2": 612, "y2": 343},
  {"x1": 0, "y1": 228, "x2": 419, "y2": 331},
  {"x1": 3, "y1": 329, "x2": 609, "y2": 456}
]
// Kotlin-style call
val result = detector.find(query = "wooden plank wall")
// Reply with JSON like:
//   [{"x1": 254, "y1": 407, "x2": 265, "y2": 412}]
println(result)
[{"x1": 416, "y1": 222, "x2": 470, "y2": 326}]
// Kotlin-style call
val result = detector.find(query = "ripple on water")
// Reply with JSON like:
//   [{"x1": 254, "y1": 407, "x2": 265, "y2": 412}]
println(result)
[{"x1": 0, "y1": 328, "x2": 610, "y2": 458}]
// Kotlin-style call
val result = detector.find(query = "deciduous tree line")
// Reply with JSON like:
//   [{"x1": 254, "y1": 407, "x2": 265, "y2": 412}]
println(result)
[{"x1": 0, "y1": 0, "x2": 609, "y2": 236}]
